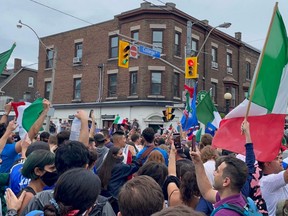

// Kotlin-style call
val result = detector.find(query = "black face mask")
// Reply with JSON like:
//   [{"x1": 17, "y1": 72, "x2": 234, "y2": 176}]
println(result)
[{"x1": 40, "y1": 171, "x2": 59, "y2": 187}]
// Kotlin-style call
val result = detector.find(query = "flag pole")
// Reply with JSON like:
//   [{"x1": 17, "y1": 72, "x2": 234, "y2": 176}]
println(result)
[{"x1": 245, "y1": 2, "x2": 279, "y2": 119}]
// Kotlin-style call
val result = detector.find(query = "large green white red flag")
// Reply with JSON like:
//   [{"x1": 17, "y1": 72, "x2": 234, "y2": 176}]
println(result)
[{"x1": 212, "y1": 4, "x2": 288, "y2": 162}]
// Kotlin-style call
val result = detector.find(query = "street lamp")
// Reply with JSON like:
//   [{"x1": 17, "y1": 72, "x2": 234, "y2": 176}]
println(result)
[
  {"x1": 196, "y1": 22, "x2": 231, "y2": 58},
  {"x1": 224, "y1": 92, "x2": 232, "y2": 114},
  {"x1": 17, "y1": 20, "x2": 56, "y2": 132}
]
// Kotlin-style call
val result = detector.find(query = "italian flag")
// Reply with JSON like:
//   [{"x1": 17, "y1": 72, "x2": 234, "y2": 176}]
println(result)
[
  {"x1": 12, "y1": 98, "x2": 44, "y2": 139},
  {"x1": 212, "y1": 5, "x2": 288, "y2": 162},
  {"x1": 196, "y1": 91, "x2": 222, "y2": 130},
  {"x1": 113, "y1": 115, "x2": 127, "y2": 125}
]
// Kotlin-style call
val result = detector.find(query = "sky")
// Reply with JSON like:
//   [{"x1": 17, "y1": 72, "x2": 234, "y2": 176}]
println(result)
[{"x1": 1, "y1": 0, "x2": 288, "y2": 70}]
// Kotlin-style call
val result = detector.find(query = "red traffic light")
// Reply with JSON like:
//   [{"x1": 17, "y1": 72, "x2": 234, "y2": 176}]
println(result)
[{"x1": 187, "y1": 59, "x2": 194, "y2": 67}]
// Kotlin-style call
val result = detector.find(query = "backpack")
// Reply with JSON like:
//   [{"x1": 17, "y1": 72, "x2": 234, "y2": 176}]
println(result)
[{"x1": 211, "y1": 197, "x2": 263, "y2": 216}]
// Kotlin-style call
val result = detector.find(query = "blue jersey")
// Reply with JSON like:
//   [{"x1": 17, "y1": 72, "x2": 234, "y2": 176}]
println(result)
[
  {"x1": 9, "y1": 162, "x2": 30, "y2": 195},
  {"x1": 0, "y1": 142, "x2": 20, "y2": 173}
]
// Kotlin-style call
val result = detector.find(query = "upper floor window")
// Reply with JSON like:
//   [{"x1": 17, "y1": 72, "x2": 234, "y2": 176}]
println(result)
[
  {"x1": 152, "y1": 30, "x2": 163, "y2": 53},
  {"x1": 44, "y1": 81, "x2": 51, "y2": 99},
  {"x1": 173, "y1": 73, "x2": 180, "y2": 97},
  {"x1": 73, "y1": 78, "x2": 81, "y2": 100},
  {"x1": 131, "y1": 31, "x2": 139, "y2": 42},
  {"x1": 74, "y1": 42, "x2": 83, "y2": 60},
  {"x1": 108, "y1": 74, "x2": 117, "y2": 97},
  {"x1": 191, "y1": 39, "x2": 198, "y2": 56},
  {"x1": 110, "y1": 36, "x2": 118, "y2": 58},
  {"x1": 227, "y1": 53, "x2": 232, "y2": 67},
  {"x1": 211, "y1": 82, "x2": 217, "y2": 104},
  {"x1": 151, "y1": 71, "x2": 162, "y2": 95},
  {"x1": 28, "y1": 77, "x2": 34, "y2": 87},
  {"x1": 212, "y1": 47, "x2": 218, "y2": 62},
  {"x1": 174, "y1": 32, "x2": 181, "y2": 56},
  {"x1": 130, "y1": 72, "x2": 137, "y2": 96},
  {"x1": 246, "y1": 61, "x2": 251, "y2": 80},
  {"x1": 46, "y1": 49, "x2": 54, "y2": 69},
  {"x1": 231, "y1": 87, "x2": 236, "y2": 107}
]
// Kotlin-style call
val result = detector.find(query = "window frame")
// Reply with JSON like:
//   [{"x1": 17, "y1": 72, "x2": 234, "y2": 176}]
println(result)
[
  {"x1": 46, "y1": 49, "x2": 54, "y2": 69},
  {"x1": 109, "y1": 36, "x2": 119, "y2": 58},
  {"x1": 227, "y1": 53, "x2": 232, "y2": 67},
  {"x1": 173, "y1": 73, "x2": 180, "y2": 97},
  {"x1": 73, "y1": 78, "x2": 81, "y2": 100},
  {"x1": 28, "y1": 77, "x2": 34, "y2": 87},
  {"x1": 108, "y1": 74, "x2": 117, "y2": 97},
  {"x1": 130, "y1": 72, "x2": 137, "y2": 96},
  {"x1": 211, "y1": 82, "x2": 217, "y2": 104},
  {"x1": 74, "y1": 42, "x2": 83, "y2": 61},
  {"x1": 151, "y1": 71, "x2": 162, "y2": 95},
  {"x1": 131, "y1": 31, "x2": 139, "y2": 42},
  {"x1": 44, "y1": 81, "x2": 51, "y2": 99},
  {"x1": 246, "y1": 61, "x2": 251, "y2": 80},
  {"x1": 174, "y1": 32, "x2": 181, "y2": 57},
  {"x1": 191, "y1": 39, "x2": 198, "y2": 56},
  {"x1": 212, "y1": 47, "x2": 218, "y2": 62},
  {"x1": 152, "y1": 30, "x2": 163, "y2": 53}
]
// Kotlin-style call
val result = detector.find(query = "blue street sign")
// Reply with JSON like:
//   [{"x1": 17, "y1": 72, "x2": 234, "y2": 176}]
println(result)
[{"x1": 138, "y1": 45, "x2": 161, "y2": 58}]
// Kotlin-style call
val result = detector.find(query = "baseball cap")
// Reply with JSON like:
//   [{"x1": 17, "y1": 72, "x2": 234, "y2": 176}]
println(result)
[{"x1": 94, "y1": 134, "x2": 106, "y2": 143}]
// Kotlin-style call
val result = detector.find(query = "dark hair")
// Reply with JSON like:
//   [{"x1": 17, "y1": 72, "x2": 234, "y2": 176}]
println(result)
[
  {"x1": 176, "y1": 159, "x2": 200, "y2": 205},
  {"x1": 131, "y1": 133, "x2": 140, "y2": 142},
  {"x1": 100, "y1": 129, "x2": 110, "y2": 139},
  {"x1": 56, "y1": 131, "x2": 70, "y2": 146},
  {"x1": 0, "y1": 123, "x2": 7, "y2": 138},
  {"x1": 152, "y1": 205, "x2": 205, "y2": 216},
  {"x1": 43, "y1": 168, "x2": 101, "y2": 216},
  {"x1": 98, "y1": 146, "x2": 120, "y2": 189},
  {"x1": 118, "y1": 175, "x2": 164, "y2": 216},
  {"x1": 88, "y1": 149, "x2": 98, "y2": 169},
  {"x1": 40, "y1": 132, "x2": 50, "y2": 142},
  {"x1": 55, "y1": 140, "x2": 89, "y2": 175},
  {"x1": 25, "y1": 141, "x2": 50, "y2": 157},
  {"x1": 215, "y1": 155, "x2": 248, "y2": 191},
  {"x1": 48, "y1": 135, "x2": 57, "y2": 145},
  {"x1": 142, "y1": 127, "x2": 155, "y2": 143},
  {"x1": 200, "y1": 134, "x2": 213, "y2": 146},
  {"x1": 22, "y1": 150, "x2": 55, "y2": 180},
  {"x1": 137, "y1": 161, "x2": 168, "y2": 187}
]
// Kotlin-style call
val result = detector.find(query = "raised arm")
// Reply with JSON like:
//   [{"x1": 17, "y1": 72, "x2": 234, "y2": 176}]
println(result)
[
  {"x1": 75, "y1": 110, "x2": 89, "y2": 147},
  {"x1": 0, "y1": 119, "x2": 18, "y2": 154},
  {"x1": 0, "y1": 102, "x2": 12, "y2": 124},
  {"x1": 190, "y1": 149, "x2": 217, "y2": 203}
]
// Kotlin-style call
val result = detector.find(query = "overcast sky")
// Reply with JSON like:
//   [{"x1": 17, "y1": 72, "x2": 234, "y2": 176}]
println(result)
[{"x1": 1, "y1": 0, "x2": 288, "y2": 70}]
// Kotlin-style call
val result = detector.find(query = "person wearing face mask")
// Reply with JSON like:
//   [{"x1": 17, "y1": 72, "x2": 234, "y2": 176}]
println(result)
[
  {"x1": 98, "y1": 146, "x2": 141, "y2": 214},
  {"x1": 17, "y1": 149, "x2": 57, "y2": 215}
]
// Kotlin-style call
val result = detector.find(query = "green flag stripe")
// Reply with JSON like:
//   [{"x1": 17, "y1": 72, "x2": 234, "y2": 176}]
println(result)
[
  {"x1": 196, "y1": 92, "x2": 215, "y2": 126},
  {"x1": 22, "y1": 98, "x2": 44, "y2": 131},
  {"x1": 0, "y1": 43, "x2": 16, "y2": 75},
  {"x1": 251, "y1": 8, "x2": 288, "y2": 112}
]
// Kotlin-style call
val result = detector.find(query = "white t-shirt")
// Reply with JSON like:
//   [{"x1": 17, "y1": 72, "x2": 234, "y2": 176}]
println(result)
[
  {"x1": 260, "y1": 170, "x2": 288, "y2": 216},
  {"x1": 203, "y1": 160, "x2": 215, "y2": 185}
]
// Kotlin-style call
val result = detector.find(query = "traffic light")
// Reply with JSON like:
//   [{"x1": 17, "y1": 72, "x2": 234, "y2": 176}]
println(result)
[
  {"x1": 162, "y1": 107, "x2": 175, "y2": 122},
  {"x1": 185, "y1": 57, "x2": 198, "y2": 79},
  {"x1": 118, "y1": 40, "x2": 130, "y2": 68}
]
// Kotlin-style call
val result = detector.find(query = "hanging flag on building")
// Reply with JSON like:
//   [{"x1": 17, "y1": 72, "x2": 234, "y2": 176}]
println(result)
[
  {"x1": 12, "y1": 98, "x2": 44, "y2": 139},
  {"x1": 0, "y1": 43, "x2": 16, "y2": 75},
  {"x1": 181, "y1": 82, "x2": 198, "y2": 131},
  {"x1": 196, "y1": 91, "x2": 221, "y2": 136},
  {"x1": 212, "y1": 3, "x2": 288, "y2": 162}
]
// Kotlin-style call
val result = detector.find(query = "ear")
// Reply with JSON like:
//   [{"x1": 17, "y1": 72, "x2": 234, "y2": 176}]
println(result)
[
  {"x1": 222, "y1": 176, "x2": 231, "y2": 187},
  {"x1": 34, "y1": 167, "x2": 44, "y2": 176}
]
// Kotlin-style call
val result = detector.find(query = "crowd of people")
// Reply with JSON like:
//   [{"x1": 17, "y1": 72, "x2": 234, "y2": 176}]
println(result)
[{"x1": 0, "y1": 100, "x2": 288, "y2": 216}]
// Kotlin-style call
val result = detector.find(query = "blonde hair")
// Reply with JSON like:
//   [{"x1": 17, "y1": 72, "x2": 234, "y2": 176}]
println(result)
[{"x1": 146, "y1": 150, "x2": 165, "y2": 164}]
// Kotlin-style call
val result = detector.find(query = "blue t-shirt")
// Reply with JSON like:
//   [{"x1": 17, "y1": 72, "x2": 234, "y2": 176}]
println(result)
[
  {"x1": 0, "y1": 142, "x2": 20, "y2": 173},
  {"x1": 26, "y1": 210, "x2": 44, "y2": 216},
  {"x1": 9, "y1": 162, "x2": 30, "y2": 195},
  {"x1": 136, "y1": 146, "x2": 168, "y2": 166}
]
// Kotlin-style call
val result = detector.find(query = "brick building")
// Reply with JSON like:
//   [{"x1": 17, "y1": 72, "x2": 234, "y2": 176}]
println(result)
[
  {"x1": 0, "y1": 58, "x2": 38, "y2": 111},
  {"x1": 37, "y1": 2, "x2": 260, "y2": 130}
]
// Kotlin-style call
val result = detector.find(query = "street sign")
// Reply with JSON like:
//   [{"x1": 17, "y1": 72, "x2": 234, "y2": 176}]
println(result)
[
  {"x1": 173, "y1": 103, "x2": 185, "y2": 108},
  {"x1": 197, "y1": 90, "x2": 207, "y2": 103},
  {"x1": 139, "y1": 45, "x2": 161, "y2": 58},
  {"x1": 130, "y1": 45, "x2": 138, "y2": 59}
]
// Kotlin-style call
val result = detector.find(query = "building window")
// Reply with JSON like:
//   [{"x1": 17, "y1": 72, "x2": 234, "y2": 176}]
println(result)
[
  {"x1": 44, "y1": 81, "x2": 51, "y2": 99},
  {"x1": 191, "y1": 39, "x2": 198, "y2": 56},
  {"x1": 131, "y1": 31, "x2": 139, "y2": 42},
  {"x1": 74, "y1": 42, "x2": 83, "y2": 61},
  {"x1": 152, "y1": 30, "x2": 163, "y2": 53},
  {"x1": 174, "y1": 32, "x2": 181, "y2": 56},
  {"x1": 211, "y1": 82, "x2": 217, "y2": 103},
  {"x1": 46, "y1": 49, "x2": 54, "y2": 69},
  {"x1": 108, "y1": 74, "x2": 117, "y2": 97},
  {"x1": 231, "y1": 87, "x2": 236, "y2": 107},
  {"x1": 110, "y1": 36, "x2": 118, "y2": 58},
  {"x1": 246, "y1": 61, "x2": 251, "y2": 80},
  {"x1": 212, "y1": 47, "x2": 218, "y2": 62},
  {"x1": 227, "y1": 53, "x2": 232, "y2": 67},
  {"x1": 151, "y1": 71, "x2": 162, "y2": 95},
  {"x1": 28, "y1": 77, "x2": 34, "y2": 87},
  {"x1": 73, "y1": 78, "x2": 81, "y2": 100},
  {"x1": 173, "y1": 73, "x2": 180, "y2": 97},
  {"x1": 130, "y1": 72, "x2": 137, "y2": 95}
]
